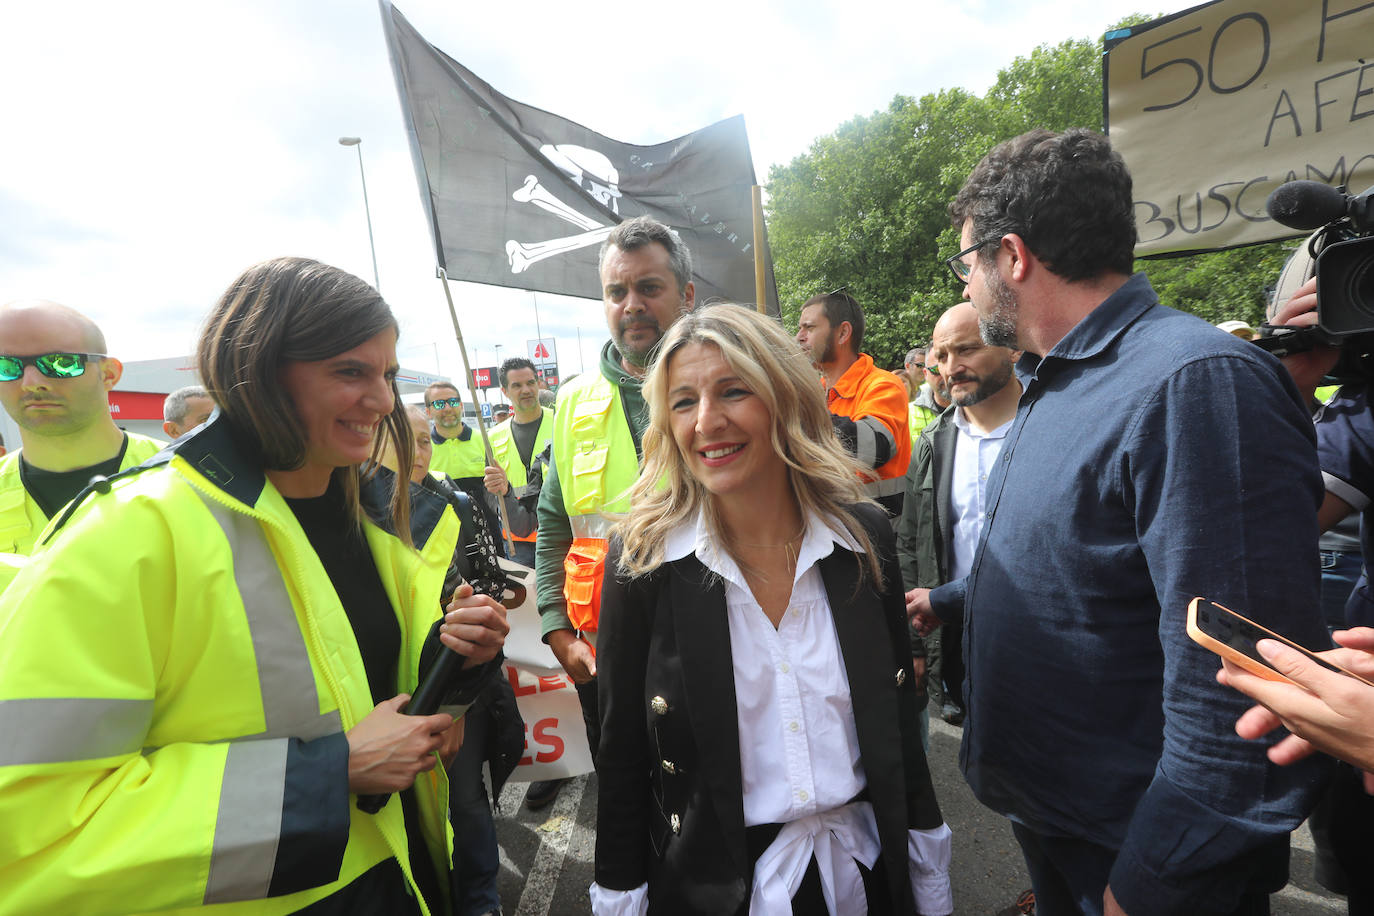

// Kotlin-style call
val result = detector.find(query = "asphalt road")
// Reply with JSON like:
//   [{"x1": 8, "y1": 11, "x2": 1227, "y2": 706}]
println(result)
[{"x1": 491, "y1": 717, "x2": 1347, "y2": 915}]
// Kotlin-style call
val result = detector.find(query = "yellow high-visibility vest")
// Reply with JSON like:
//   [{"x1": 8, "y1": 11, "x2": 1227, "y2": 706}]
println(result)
[
  {"x1": 0, "y1": 431, "x2": 164, "y2": 556},
  {"x1": 0, "y1": 427, "x2": 458, "y2": 914},
  {"x1": 488, "y1": 408, "x2": 555, "y2": 543},
  {"x1": 552, "y1": 373, "x2": 640, "y2": 631}
]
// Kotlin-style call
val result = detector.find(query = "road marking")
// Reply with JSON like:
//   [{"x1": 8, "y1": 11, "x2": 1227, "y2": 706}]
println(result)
[{"x1": 513, "y1": 776, "x2": 587, "y2": 916}]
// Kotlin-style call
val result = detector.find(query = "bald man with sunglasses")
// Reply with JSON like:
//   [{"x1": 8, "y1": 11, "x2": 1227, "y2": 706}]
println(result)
[{"x1": 0, "y1": 300, "x2": 163, "y2": 558}]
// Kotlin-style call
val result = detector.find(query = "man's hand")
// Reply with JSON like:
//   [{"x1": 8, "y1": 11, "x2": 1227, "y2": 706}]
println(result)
[
  {"x1": 1217, "y1": 627, "x2": 1374, "y2": 771},
  {"x1": 548, "y1": 627, "x2": 597, "y2": 683},
  {"x1": 912, "y1": 656, "x2": 927, "y2": 695},
  {"x1": 346, "y1": 694, "x2": 453, "y2": 794},
  {"x1": 1272, "y1": 275, "x2": 1341, "y2": 402},
  {"x1": 906, "y1": 587, "x2": 939, "y2": 636},
  {"x1": 1104, "y1": 885, "x2": 1128, "y2": 916},
  {"x1": 441, "y1": 582, "x2": 509, "y2": 669},
  {"x1": 483, "y1": 464, "x2": 510, "y2": 496}
]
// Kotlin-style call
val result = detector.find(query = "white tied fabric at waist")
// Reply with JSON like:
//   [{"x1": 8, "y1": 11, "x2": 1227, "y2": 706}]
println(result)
[{"x1": 749, "y1": 800, "x2": 882, "y2": 916}]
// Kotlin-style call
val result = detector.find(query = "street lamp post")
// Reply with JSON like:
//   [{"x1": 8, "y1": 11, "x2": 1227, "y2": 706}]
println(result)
[{"x1": 337, "y1": 137, "x2": 380, "y2": 292}]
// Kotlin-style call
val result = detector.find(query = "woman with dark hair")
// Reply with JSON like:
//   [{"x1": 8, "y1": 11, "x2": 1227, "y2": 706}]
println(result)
[
  {"x1": 0, "y1": 257, "x2": 508, "y2": 914},
  {"x1": 592, "y1": 303, "x2": 952, "y2": 915}
]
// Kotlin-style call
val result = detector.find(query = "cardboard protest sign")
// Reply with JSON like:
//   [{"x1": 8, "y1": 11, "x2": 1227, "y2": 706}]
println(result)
[
  {"x1": 1105, "y1": 0, "x2": 1374, "y2": 255},
  {"x1": 497, "y1": 561, "x2": 594, "y2": 781}
]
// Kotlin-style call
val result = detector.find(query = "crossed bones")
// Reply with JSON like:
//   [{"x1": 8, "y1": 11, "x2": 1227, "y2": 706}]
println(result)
[{"x1": 505, "y1": 174, "x2": 614, "y2": 274}]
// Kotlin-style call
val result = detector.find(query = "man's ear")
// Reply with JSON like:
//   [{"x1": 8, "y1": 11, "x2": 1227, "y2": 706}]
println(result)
[
  {"x1": 99, "y1": 356, "x2": 123, "y2": 391},
  {"x1": 682, "y1": 281, "x2": 696, "y2": 313},
  {"x1": 836, "y1": 321, "x2": 853, "y2": 348},
  {"x1": 1003, "y1": 233, "x2": 1034, "y2": 284}
]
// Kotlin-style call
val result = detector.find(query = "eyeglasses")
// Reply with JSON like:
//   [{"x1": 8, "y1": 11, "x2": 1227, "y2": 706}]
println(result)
[
  {"x1": 429, "y1": 397, "x2": 462, "y2": 410},
  {"x1": 944, "y1": 237, "x2": 1002, "y2": 284},
  {"x1": 923, "y1": 365, "x2": 940, "y2": 376},
  {"x1": 0, "y1": 352, "x2": 106, "y2": 382}
]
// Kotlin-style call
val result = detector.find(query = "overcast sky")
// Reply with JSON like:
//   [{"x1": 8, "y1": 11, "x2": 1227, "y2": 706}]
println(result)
[{"x1": 0, "y1": 0, "x2": 1156, "y2": 396}]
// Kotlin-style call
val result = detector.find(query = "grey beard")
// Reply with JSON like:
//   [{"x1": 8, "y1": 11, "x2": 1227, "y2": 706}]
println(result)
[
  {"x1": 979, "y1": 310, "x2": 1019, "y2": 349},
  {"x1": 978, "y1": 278, "x2": 1020, "y2": 350}
]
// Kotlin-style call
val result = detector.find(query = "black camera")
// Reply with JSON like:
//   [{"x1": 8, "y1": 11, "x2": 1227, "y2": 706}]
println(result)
[{"x1": 1257, "y1": 180, "x2": 1374, "y2": 380}]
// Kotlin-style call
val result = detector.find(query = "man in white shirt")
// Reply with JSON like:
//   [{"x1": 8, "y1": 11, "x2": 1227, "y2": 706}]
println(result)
[{"x1": 896, "y1": 302, "x2": 1021, "y2": 724}]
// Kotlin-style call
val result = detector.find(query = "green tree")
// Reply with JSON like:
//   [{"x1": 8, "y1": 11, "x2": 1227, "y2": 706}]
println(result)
[
  {"x1": 767, "y1": 88, "x2": 999, "y2": 365},
  {"x1": 766, "y1": 12, "x2": 1290, "y2": 367}
]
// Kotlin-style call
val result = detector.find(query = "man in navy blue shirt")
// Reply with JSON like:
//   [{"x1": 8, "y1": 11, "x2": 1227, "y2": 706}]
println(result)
[{"x1": 913, "y1": 129, "x2": 1330, "y2": 915}]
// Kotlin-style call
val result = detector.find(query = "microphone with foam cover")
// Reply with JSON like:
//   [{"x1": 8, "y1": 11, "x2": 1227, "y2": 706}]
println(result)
[{"x1": 1267, "y1": 180, "x2": 1349, "y2": 230}]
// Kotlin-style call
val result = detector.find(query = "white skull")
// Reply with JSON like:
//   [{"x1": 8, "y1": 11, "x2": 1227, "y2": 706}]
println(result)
[{"x1": 541, "y1": 144, "x2": 621, "y2": 214}]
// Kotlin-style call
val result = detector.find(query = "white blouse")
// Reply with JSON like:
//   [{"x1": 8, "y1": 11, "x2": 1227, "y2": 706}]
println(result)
[{"x1": 590, "y1": 510, "x2": 953, "y2": 916}]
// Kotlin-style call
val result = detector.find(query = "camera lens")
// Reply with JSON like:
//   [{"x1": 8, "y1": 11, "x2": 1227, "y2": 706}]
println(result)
[{"x1": 1317, "y1": 237, "x2": 1374, "y2": 334}]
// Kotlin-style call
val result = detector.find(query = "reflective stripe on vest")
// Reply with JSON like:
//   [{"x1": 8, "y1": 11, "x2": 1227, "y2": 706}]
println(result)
[
  {"x1": 0, "y1": 697, "x2": 153, "y2": 765},
  {"x1": 0, "y1": 503, "x2": 339, "y2": 775},
  {"x1": 568, "y1": 513, "x2": 623, "y2": 540},
  {"x1": 201, "y1": 502, "x2": 344, "y2": 904},
  {"x1": 206, "y1": 739, "x2": 289, "y2": 904},
  {"x1": 864, "y1": 475, "x2": 907, "y2": 498},
  {"x1": 205, "y1": 502, "x2": 342, "y2": 741}
]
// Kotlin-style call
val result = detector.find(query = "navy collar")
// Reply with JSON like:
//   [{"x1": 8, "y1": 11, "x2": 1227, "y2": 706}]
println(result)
[
  {"x1": 431, "y1": 421, "x2": 473, "y2": 444},
  {"x1": 164, "y1": 411, "x2": 268, "y2": 507},
  {"x1": 1019, "y1": 272, "x2": 1155, "y2": 380}
]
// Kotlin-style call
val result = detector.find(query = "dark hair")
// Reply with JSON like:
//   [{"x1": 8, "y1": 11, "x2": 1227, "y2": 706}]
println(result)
[
  {"x1": 499, "y1": 356, "x2": 537, "y2": 389},
  {"x1": 802, "y1": 289, "x2": 865, "y2": 352},
  {"x1": 950, "y1": 128, "x2": 1137, "y2": 281},
  {"x1": 598, "y1": 216, "x2": 693, "y2": 294},
  {"x1": 197, "y1": 257, "x2": 413, "y2": 540}
]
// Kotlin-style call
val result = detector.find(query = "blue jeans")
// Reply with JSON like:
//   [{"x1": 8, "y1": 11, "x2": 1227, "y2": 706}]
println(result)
[
  {"x1": 1010, "y1": 823, "x2": 1271, "y2": 916},
  {"x1": 448, "y1": 700, "x2": 501, "y2": 915},
  {"x1": 1320, "y1": 549, "x2": 1363, "y2": 633}
]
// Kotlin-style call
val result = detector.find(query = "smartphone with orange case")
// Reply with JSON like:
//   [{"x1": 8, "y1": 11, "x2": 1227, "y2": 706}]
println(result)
[{"x1": 1187, "y1": 597, "x2": 1374, "y2": 687}]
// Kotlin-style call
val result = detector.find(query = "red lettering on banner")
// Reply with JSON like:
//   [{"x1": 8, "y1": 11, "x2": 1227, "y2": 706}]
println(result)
[
  {"x1": 537, "y1": 674, "x2": 569, "y2": 692},
  {"x1": 507, "y1": 666, "x2": 537, "y2": 697},
  {"x1": 534, "y1": 718, "x2": 565, "y2": 763},
  {"x1": 519, "y1": 717, "x2": 566, "y2": 765}
]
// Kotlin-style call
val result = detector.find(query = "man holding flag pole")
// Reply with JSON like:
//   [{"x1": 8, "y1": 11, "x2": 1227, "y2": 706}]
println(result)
[{"x1": 381, "y1": 0, "x2": 772, "y2": 815}]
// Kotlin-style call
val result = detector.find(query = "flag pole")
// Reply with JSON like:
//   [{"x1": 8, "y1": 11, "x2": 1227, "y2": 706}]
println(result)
[
  {"x1": 437, "y1": 268, "x2": 517, "y2": 558},
  {"x1": 751, "y1": 185, "x2": 767, "y2": 315}
]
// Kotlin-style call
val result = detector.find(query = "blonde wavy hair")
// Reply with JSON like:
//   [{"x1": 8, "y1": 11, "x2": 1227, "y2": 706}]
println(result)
[{"x1": 616, "y1": 303, "x2": 882, "y2": 584}]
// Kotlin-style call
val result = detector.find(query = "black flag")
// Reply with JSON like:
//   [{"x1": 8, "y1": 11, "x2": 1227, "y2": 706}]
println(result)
[{"x1": 381, "y1": 2, "x2": 778, "y2": 312}]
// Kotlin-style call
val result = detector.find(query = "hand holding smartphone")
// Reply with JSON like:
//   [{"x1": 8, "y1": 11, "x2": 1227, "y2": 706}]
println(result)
[{"x1": 1187, "y1": 597, "x2": 1374, "y2": 688}]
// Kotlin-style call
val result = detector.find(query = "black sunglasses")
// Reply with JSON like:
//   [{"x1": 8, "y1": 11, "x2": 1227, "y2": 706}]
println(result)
[{"x1": 0, "y1": 352, "x2": 106, "y2": 382}]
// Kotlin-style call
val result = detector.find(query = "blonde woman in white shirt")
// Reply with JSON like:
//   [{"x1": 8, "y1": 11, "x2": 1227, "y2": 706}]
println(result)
[{"x1": 590, "y1": 303, "x2": 953, "y2": 916}]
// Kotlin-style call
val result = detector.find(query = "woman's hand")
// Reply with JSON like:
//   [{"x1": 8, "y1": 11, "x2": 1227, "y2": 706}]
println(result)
[
  {"x1": 441, "y1": 582, "x2": 509, "y2": 669},
  {"x1": 346, "y1": 694, "x2": 454, "y2": 793},
  {"x1": 1217, "y1": 627, "x2": 1374, "y2": 771}
]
